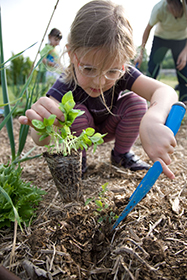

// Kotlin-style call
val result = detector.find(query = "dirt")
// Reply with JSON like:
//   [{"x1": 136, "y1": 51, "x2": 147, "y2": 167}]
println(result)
[{"x1": 0, "y1": 116, "x2": 187, "y2": 280}]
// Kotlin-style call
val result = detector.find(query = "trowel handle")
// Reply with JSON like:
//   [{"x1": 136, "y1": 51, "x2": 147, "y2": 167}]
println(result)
[{"x1": 165, "y1": 102, "x2": 186, "y2": 135}]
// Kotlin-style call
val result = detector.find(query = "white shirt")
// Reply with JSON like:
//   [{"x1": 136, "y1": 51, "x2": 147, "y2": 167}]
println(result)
[{"x1": 149, "y1": 0, "x2": 187, "y2": 40}]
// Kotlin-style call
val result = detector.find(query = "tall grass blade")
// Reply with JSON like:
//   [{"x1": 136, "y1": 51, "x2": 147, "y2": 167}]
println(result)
[
  {"x1": 18, "y1": 83, "x2": 35, "y2": 156},
  {"x1": 0, "y1": 42, "x2": 37, "y2": 70},
  {"x1": 0, "y1": 55, "x2": 44, "y2": 132},
  {"x1": 0, "y1": 185, "x2": 23, "y2": 231},
  {"x1": 0, "y1": 7, "x2": 15, "y2": 160}
]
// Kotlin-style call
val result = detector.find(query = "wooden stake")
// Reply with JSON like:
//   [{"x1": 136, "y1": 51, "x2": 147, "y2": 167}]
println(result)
[{"x1": 28, "y1": 0, "x2": 60, "y2": 77}]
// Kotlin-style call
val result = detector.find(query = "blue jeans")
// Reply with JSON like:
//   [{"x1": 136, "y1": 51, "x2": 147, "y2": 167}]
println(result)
[{"x1": 148, "y1": 36, "x2": 187, "y2": 102}]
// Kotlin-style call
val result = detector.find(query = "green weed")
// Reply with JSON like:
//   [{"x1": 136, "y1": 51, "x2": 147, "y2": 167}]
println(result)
[{"x1": 85, "y1": 182, "x2": 118, "y2": 223}]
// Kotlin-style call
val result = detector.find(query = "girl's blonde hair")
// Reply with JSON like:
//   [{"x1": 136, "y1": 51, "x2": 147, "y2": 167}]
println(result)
[{"x1": 64, "y1": 0, "x2": 135, "y2": 84}]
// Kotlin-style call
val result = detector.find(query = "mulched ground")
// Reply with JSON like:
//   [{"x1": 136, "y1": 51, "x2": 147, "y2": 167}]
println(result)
[{"x1": 0, "y1": 116, "x2": 187, "y2": 280}]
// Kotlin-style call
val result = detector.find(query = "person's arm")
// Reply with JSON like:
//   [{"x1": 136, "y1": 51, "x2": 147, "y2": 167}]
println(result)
[
  {"x1": 42, "y1": 57, "x2": 56, "y2": 67},
  {"x1": 176, "y1": 40, "x2": 187, "y2": 71},
  {"x1": 131, "y1": 74, "x2": 178, "y2": 179},
  {"x1": 18, "y1": 96, "x2": 64, "y2": 146},
  {"x1": 134, "y1": 24, "x2": 153, "y2": 68}
]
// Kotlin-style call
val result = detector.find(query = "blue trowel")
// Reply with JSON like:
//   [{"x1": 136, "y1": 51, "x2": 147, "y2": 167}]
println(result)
[{"x1": 112, "y1": 101, "x2": 186, "y2": 230}]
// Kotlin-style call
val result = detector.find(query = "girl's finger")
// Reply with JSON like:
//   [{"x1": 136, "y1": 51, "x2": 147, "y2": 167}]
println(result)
[
  {"x1": 157, "y1": 158, "x2": 175, "y2": 180},
  {"x1": 32, "y1": 97, "x2": 65, "y2": 122}
]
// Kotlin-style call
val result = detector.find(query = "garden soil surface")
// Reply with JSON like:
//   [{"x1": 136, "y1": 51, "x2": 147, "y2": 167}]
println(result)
[{"x1": 0, "y1": 116, "x2": 187, "y2": 280}]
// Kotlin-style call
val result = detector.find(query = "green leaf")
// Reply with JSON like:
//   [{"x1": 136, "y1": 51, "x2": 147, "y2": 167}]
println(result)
[
  {"x1": 60, "y1": 125, "x2": 70, "y2": 138},
  {"x1": 32, "y1": 119, "x2": 45, "y2": 130},
  {"x1": 0, "y1": 184, "x2": 23, "y2": 231},
  {"x1": 90, "y1": 133, "x2": 105, "y2": 143},
  {"x1": 46, "y1": 126, "x2": 53, "y2": 134},
  {"x1": 67, "y1": 110, "x2": 81, "y2": 124},
  {"x1": 97, "y1": 217, "x2": 104, "y2": 222},
  {"x1": 61, "y1": 91, "x2": 74, "y2": 105},
  {"x1": 39, "y1": 133, "x2": 50, "y2": 141},
  {"x1": 0, "y1": 163, "x2": 46, "y2": 229},
  {"x1": 79, "y1": 141, "x2": 88, "y2": 150},
  {"x1": 58, "y1": 104, "x2": 66, "y2": 114},
  {"x1": 64, "y1": 100, "x2": 75, "y2": 114},
  {"x1": 85, "y1": 127, "x2": 95, "y2": 136},
  {"x1": 93, "y1": 143, "x2": 98, "y2": 153},
  {"x1": 95, "y1": 200, "x2": 103, "y2": 208},
  {"x1": 104, "y1": 203, "x2": 109, "y2": 209},
  {"x1": 80, "y1": 133, "x2": 92, "y2": 145},
  {"x1": 43, "y1": 114, "x2": 56, "y2": 126},
  {"x1": 85, "y1": 198, "x2": 94, "y2": 205},
  {"x1": 102, "y1": 182, "x2": 109, "y2": 192}
]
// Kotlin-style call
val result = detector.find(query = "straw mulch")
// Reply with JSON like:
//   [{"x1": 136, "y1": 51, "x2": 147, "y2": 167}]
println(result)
[{"x1": 0, "y1": 117, "x2": 187, "y2": 280}]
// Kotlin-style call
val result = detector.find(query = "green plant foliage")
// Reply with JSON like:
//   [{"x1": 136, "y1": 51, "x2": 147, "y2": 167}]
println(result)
[
  {"x1": 85, "y1": 182, "x2": 118, "y2": 223},
  {"x1": 32, "y1": 91, "x2": 106, "y2": 156},
  {"x1": 0, "y1": 163, "x2": 46, "y2": 229}
]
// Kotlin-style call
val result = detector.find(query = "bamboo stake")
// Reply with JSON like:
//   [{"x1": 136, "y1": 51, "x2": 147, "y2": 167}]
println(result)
[{"x1": 28, "y1": 0, "x2": 60, "y2": 76}]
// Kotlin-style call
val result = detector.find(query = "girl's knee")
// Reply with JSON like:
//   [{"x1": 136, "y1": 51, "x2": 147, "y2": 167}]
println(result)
[
  {"x1": 117, "y1": 92, "x2": 147, "y2": 116},
  {"x1": 73, "y1": 104, "x2": 95, "y2": 129}
]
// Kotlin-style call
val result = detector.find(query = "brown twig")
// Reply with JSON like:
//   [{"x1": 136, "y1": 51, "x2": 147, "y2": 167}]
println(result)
[{"x1": 9, "y1": 220, "x2": 17, "y2": 270}]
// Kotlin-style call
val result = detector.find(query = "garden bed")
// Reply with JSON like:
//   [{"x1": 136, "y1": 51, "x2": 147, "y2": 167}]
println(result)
[{"x1": 0, "y1": 117, "x2": 187, "y2": 279}]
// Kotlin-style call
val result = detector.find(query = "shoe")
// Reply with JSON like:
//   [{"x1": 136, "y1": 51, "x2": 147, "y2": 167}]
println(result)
[
  {"x1": 111, "y1": 149, "x2": 150, "y2": 171},
  {"x1": 82, "y1": 156, "x2": 87, "y2": 174},
  {"x1": 174, "y1": 84, "x2": 179, "y2": 91}
]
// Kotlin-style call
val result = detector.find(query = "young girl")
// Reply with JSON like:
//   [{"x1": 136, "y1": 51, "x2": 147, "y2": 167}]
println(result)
[
  {"x1": 19, "y1": 0, "x2": 178, "y2": 179},
  {"x1": 40, "y1": 28, "x2": 63, "y2": 83}
]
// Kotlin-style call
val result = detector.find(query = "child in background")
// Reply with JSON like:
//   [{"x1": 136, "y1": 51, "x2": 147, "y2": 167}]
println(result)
[
  {"x1": 40, "y1": 28, "x2": 62, "y2": 84},
  {"x1": 19, "y1": 0, "x2": 178, "y2": 179}
]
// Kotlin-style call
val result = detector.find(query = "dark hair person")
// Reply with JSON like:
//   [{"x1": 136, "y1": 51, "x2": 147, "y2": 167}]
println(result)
[{"x1": 135, "y1": 0, "x2": 187, "y2": 104}]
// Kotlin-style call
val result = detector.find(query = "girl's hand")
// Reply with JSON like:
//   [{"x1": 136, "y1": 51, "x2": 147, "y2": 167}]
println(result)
[
  {"x1": 18, "y1": 96, "x2": 64, "y2": 128},
  {"x1": 140, "y1": 120, "x2": 177, "y2": 180}
]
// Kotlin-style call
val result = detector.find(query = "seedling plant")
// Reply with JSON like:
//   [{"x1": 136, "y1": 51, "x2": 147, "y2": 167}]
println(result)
[
  {"x1": 85, "y1": 183, "x2": 118, "y2": 223},
  {"x1": 31, "y1": 91, "x2": 106, "y2": 203},
  {"x1": 32, "y1": 91, "x2": 106, "y2": 156}
]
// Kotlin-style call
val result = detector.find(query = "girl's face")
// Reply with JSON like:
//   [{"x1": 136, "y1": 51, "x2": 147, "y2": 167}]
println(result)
[
  {"x1": 49, "y1": 36, "x2": 61, "y2": 47},
  {"x1": 71, "y1": 48, "x2": 125, "y2": 98}
]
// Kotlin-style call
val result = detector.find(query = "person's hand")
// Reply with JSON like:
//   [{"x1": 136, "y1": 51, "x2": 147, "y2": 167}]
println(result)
[
  {"x1": 18, "y1": 97, "x2": 65, "y2": 128},
  {"x1": 134, "y1": 54, "x2": 143, "y2": 69},
  {"x1": 47, "y1": 61, "x2": 56, "y2": 67},
  {"x1": 176, "y1": 47, "x2": 187, "y2": 71},
  {"x1": 140, "y1": 120, "x2": 177, "y2": 179}
]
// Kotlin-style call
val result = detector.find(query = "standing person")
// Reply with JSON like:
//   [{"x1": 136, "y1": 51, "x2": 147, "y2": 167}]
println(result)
[
  {"x1": 134, "y1": 0, "x2": 187, "y2": 104},
  {"x1": 19, "y1": 0, "x2": 178, "y2": 179},
  {"x1": 40, "y1": 28, "x2": 63, "y2": 85}
]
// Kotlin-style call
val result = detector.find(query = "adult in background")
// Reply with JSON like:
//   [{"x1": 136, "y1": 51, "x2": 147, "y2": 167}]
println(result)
[{"x1": 135, "y1": 0, "x2": 187, "y2": 104}]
